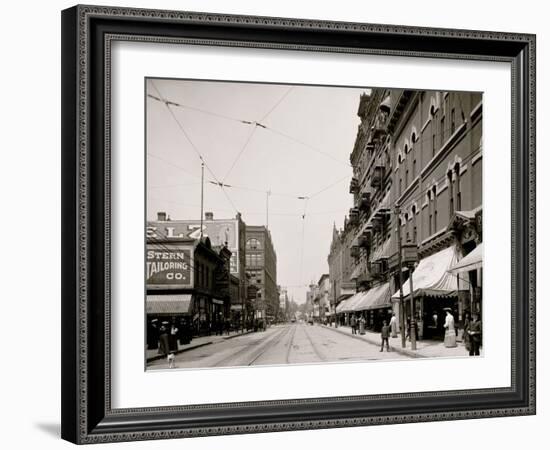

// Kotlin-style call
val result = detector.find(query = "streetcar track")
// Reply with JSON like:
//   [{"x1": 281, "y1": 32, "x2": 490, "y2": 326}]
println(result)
[
  {"x1": 301, "y1": 324, "x2": 327, "y2": 362},
  {"x1": 284, "y1": 323, "x2": 298, "y2": 364},
  {"x1": 211, "y1": 326, "x2": 290, "y2": 367},
  {"x1": 247, "y1": 325, "x2": 293, "y2": 366}
]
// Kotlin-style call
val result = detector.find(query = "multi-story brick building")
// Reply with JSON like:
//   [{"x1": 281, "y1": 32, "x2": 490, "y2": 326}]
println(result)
[
  {"x1": 146, "y1": 211, "x2": 249, "y2": 326},
  {"x1": 327, "y1": 223, "x2": 356, "y2": 323},
  {"x1": 387, "y1": 89, "x2": 483, "y2": 340},
  {"x1": 245, "y1": 225, "x2": 278, "y2": 322},
  {"x1": 335, "y1": 88, "x2": 483, "y2": 339}
]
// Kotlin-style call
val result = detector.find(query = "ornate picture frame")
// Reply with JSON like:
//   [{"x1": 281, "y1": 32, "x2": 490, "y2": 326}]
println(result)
[{"x1": 61, "y1": 5, "x2": 535, "y2": 444}]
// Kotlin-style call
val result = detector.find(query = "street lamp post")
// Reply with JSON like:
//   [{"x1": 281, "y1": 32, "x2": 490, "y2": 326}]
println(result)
[
  {"x1": 402, "y1": 241, "x2": 419, "y2": 351},
  {"x1": 394, "y1": 206, "x2": 407, "y2": 349}
]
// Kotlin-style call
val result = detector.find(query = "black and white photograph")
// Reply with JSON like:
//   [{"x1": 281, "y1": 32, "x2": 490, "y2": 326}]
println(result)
[{"x1": 145, "y1": 79, "x2": 483, "y2": 370}]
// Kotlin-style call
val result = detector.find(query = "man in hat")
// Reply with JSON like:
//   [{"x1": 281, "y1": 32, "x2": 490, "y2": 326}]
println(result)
[
  {"x1": 443, "y1": 308, "x2": 457, "y2": 348},
  {"x1": 467, "y1": 313, "x2": 482, "y2": 356}
]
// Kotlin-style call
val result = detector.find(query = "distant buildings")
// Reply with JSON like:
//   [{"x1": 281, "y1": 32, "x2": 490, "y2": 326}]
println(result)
[
  {"x1": 327, "y1": 223, "x2": 357, "y2": 319},
  {"x1": 245, "y1": 225, "x2": 278, "y2": 321},
  {"x1": 146, "y1": 211, "x2": 280, "y2": 334}
]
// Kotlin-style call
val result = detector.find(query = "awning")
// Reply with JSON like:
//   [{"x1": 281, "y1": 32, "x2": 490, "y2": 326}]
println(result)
[
  {"x1": 448, "y1": 243, "x2": 483, "y2": 274},
  {"x1": 354, "y1": 282, "x2": 392, "y2": 311},
  {"x1": 371, "y1": 236, "x2": 392, "y2": 261},
  {"x1": 337, "y1": 291, "x2": 365, "y2": 313},
  {"x1": 391, "y1": 246, "x2": 459, "y2": 300},
  {"x1": 146, "y1": 294, "x2": 193, "y2": 315}
]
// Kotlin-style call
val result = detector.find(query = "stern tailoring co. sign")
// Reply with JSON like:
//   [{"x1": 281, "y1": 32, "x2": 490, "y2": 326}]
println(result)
[
  {"x1": 147, "y1": 220, "x2": 239, "y2": 274},
  {"x1": 146, "y1": 243, "x2": 193, "y2": 288}
]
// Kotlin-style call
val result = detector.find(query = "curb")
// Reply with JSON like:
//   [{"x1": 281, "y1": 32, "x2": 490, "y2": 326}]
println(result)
[
  {"x1": 223, "y1": 330, "x2": 255, "y2": 340},
  {"x1": 321, "y1": 325, "x2": 424, "y2": 358},
  {"x1": 146, "y1": 331, "x2": 255, "y2": 363},
  {"x1": 146, "y1": 341, "x2": 213, "y2": 363}
]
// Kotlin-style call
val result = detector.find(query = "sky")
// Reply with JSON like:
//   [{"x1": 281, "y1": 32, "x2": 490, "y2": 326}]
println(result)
[{"x1": 146, "y1": 78, "x2": 368, "y2": 304}]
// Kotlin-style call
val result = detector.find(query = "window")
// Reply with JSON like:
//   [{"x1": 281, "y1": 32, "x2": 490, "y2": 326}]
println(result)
[
  {"x1": 433, "y1": 186, "x2": 438, "y2": 231},
  {"x1": 411, "y1": 205, "x2": 417, "y2": 243},
  {"x1": 246, "y1": 238, "x2": 261, "y2": 250},
  {"x1": 432, "y1": 133, "x2": 436, "y2": 156},
  {"x1": 440, "y1": 117, "x2": 445, "y2": 147},
  {"x1": 451, "y1": 108, "x2": 456, "y2": 134},
  {"x1": 399, "y1": 178, "x2": 402, "y2": 196},
  {"x1": 455, "y1": 163, "x2": 462, "y2": 210},
  {"x1": 246, "y1": 254, "x2": 263, "y2": 267},
  {"x1": 413, "y1": 159, "x2": 416, "y2": 178},
  {"x1": 405, "y1": 169, "x2": 409, "y2": 188},
  {"x1": 448, "y1": 170, "x2": 454, "y2": 216}
]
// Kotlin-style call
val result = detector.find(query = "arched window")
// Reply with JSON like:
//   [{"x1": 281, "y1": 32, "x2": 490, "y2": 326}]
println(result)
[
  {"x1": 448, "y1": 169, "x2": 454, "y2": 216},
  {"x1": 454, "y1": 162, "x2": 462, "y2": 210},
  {"x1": 432, "y1": 185, "x2": 438, "y2": 231},
  {"x1": 411, "y1": 205, "x2": 418, "y2": 243},
  {"x1": 246, "y1": 238, "x2": 261, "y2": 250}
]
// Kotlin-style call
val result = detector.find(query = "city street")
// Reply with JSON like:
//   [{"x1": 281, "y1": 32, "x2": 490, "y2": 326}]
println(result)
[{"x1": 148, "y1": 322, "x2": 411, "y2": 370}]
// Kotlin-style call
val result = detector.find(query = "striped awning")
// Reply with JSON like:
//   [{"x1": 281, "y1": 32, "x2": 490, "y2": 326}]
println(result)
[
  {"x1": 448, "y1": 243, "x2": 483, "y2": 274},
  {"x1": 391, "y1": 246, "x2": 459, "y2": 300},
  {"x1": 146, "y1": 294, "x2": 193, "y2": 314}
]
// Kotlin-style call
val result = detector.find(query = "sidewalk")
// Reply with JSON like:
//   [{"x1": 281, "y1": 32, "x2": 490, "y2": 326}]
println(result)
[
  {"x1": 322, "y1": 324, "x2": 471, "y2": 359},
  {"x1": 146, "y1": 329, "x2": 255, "y2": 363}
]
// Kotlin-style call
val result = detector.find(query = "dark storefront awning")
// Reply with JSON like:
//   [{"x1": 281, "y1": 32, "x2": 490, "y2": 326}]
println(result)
[
  {"x1": 354, "y1": 282, "x2": 392, "y2": 311},
  {"x1": 146, "y1": 294, "x2": 193, "y2": 315}
]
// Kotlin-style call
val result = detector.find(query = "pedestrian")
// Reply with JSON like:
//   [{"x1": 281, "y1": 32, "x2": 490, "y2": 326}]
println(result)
[
  {"x1": 158, "y1": 324, "x2": 170, "y2": 361},
  {"x1": 467, "y1": 313, "x2": 482, "y2": 356},
  {"x1": 350, "y1": 315, "x2": 357, "y2": 335},
  {"x1": 169, "y1": 321, "x2": 179, "y2": 353},
  {"x1": 380, "y1": 320, "x2": 390, "y2": 352},
  {"x1": 147, "y1": 318, "x2": 159, "y2": 350},
  {"x1": 462, "y1": 312, "x2": 471, "y2": 352},
  {"x1": 443, "y1": 308, "x2": 457, "y2": 348},
  {"x1": 389, "y1": 313, "x2": 398, "y2": 338},
  {"x1": 359, "y1": 315, "x2": 366, "y2": 335},
  {"x1": 225, "y1": 318, "x2": 231, "y2": 335}
]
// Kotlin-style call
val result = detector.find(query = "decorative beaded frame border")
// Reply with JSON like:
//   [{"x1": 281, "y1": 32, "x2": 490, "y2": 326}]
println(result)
[{"x1": 61, "y1": 4, "x2": 536, "y2": 444}]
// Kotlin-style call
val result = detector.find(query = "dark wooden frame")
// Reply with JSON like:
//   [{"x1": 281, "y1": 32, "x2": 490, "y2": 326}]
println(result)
[{"x1": 61, "y1": 4, "x2": 536, "y2": 444}]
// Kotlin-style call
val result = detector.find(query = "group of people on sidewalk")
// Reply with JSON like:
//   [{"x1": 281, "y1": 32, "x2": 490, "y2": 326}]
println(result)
[{"x1": 350, "y1": 310, "x2": 482, "y2": 356}]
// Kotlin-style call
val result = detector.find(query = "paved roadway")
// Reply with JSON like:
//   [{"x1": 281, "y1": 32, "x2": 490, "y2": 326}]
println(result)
[{"x1": 148, "y1": 322, "x2": 410, "y2": 370}]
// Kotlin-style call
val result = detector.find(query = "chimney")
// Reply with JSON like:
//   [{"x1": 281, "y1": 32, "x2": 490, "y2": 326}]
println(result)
[
  {"x1": 157, "y1": 211, "x2": 167, "y2": 221},
  {"x1": 205, "y1": 212, "x2": 214, "y2": 220}
]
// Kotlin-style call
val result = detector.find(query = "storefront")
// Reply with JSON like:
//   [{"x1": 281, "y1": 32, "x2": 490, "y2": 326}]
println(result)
[
  {"x1": 146, "y1": 294, "x2": 194, "y2": 348},
  {"x1": 391, "y1": 245, "x2": 464, "y2": 340},
  {"x1": 354, "y1": 282, "x2": 393, "y2": 332},
  {"x1": 448, "y1": 242, "x2": 483, "y2": 320}
]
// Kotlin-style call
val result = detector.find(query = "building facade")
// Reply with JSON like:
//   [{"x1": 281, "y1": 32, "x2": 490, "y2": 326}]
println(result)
[
  {"x1": 145, "y1": 236, "x2": 234, "y2": 343},
  {"x1": 314, "y1": 274, "x2": 331, "y2": 323},
  {"x1": 387, "y1": 89, "x2": 483, "y2": 339},
  {"x1": 245, "y1": 225, "x2": 278, "y2": 322},
  {"x1": 335, "y1": 88, "x2": 483, "y2": 339},
  {"x1": 146, "y1": 211, "x2": 249, "y2": 326},
  {"x1": 327, "y1": 221, "x2": 360, "y2": 322}
]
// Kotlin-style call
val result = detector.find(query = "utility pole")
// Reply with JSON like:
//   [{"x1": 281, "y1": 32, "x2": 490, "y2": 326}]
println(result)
[
  {"x1": 394, "y1": 205, "x2": 407, "y2": 349},
  {"x1": 200, "y1": 161, "x2": 204, "y2": 238},
  {"x1": 408, "y1": 265, "x2": 417, "y2": 350}
]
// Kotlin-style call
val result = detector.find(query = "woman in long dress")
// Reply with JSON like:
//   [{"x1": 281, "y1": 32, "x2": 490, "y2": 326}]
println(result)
[{"x1": 443, "y1": 309, "x2": 457, "y2": 348}]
